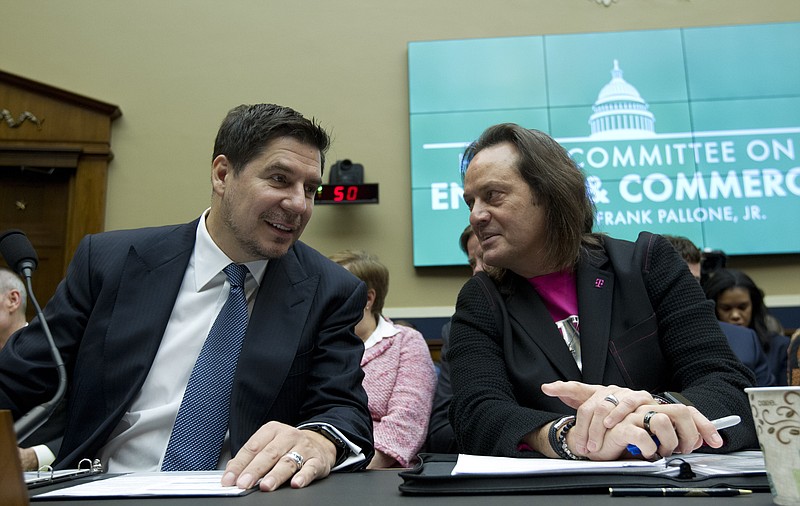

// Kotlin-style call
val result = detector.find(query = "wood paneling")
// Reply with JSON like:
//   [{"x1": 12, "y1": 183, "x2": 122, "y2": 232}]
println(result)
[{"x1": 0, "y1": 70, "x2": 120, "y2": 312}]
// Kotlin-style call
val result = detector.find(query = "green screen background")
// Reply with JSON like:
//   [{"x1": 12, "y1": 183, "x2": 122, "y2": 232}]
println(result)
[{"x1": 408, "y1": 22, "x2": 800, "y2": 266}]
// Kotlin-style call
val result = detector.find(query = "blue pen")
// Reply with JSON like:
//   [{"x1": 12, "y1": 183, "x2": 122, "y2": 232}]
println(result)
[{"x1": 626, "y1": 415, "x2": 740, "y2": 456}]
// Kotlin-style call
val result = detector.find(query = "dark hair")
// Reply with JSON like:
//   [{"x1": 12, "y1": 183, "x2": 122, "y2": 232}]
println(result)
[
  {"x1": 662, "y1": 235, "x2": 701, "y2": 264},
  {"x1": 329, "y1": 250, "x2": 388, "y2": 318},
  {"x1": 213, "y1": 103, "x2": 330, "y2": 175},
  {"x1": 702, "y1": 268, "x2": 772, "y2": 350},
  {"x1": 466, "y1": 123, "x2": 598, "y2": 273},
  {"x1": 458, "y1": 224, "x2": 474, "y2": 255}
]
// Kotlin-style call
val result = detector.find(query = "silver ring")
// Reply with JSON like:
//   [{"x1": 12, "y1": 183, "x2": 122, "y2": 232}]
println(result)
[
  {"x1": 643, "y1": 410, "x2": 658, "y2": 435},
  {"x1": 603, "y1": 394, "x2": 619, "y2": 407},
  {"x1": 284, "y1": 451, "x2": 304, "y2": 472}
]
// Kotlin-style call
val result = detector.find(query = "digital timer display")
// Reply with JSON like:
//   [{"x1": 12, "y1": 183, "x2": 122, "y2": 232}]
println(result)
[{"x1": 315, "y1": 184, "x2": 379, "y2": 205}]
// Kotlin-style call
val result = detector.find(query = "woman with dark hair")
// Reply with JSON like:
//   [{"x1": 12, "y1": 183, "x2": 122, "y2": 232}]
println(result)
[
  {"x1": 703, "y1": 268, "x2": 790, "y2": 386},
  {"x1": 448, "y1": 123, "x2": 757, "y2": 462}
]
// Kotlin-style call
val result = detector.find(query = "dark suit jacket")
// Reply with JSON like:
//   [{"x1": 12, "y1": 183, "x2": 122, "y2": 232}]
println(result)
[
  {"x1": 0, "y1": 220, "x2": 373, "y2": 469},
  {"x1": 719, "y1": 321, "x2": 774, "y2": 386},
  {"x1": 448, "y1": 232, "x2": 757, "y2": 457},
  {"x1": 766, "y1": 333, "x2": 790, "y2": 387},
  {"x1": 425, "y1": 320, "x2": 457, "y2": 454}
]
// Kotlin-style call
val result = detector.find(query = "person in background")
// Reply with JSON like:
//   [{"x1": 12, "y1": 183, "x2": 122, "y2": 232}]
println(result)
[
  {"x1": 0, "y1": 268, "x2": 57, "y2": 470},
  {"x1": 662, "y1": 236, "x2": 774, "y2": 386},
  {"x1": 330, "y1": 250, "x2": 437, "y2": 468},
  {"x1": 661, "y1": 235, "x2": 702, "y2": 281},
  {"x1": 426, "y1": 224, "x2": 484, "y2": 454},
  {"x1": 703, "y1": 268, "x2": 791, "y2": 386},
  {"x1": 0, "y1": 267, "x2": 26, "y2": 348},
  {"x1": 449, "y1": 123, "x2": 757, "y2": 461},
  {"x1": 766, "y1": 314, "x2": 785, "y2": 341},
  {"x1": 789, "y1": 328, "x2": 800, "y2": 386},
  {"x1": 0, "y1": 104, "x2": 373, "y2": 491}
]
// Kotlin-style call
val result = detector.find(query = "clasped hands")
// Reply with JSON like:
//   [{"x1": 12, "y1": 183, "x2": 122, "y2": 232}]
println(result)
[
  {"x1": 539, "y1": 381, "x2": 724, "y2": 460},
  {"x1": 221, "y1": 421, "x2": 338, "y2": 491}
]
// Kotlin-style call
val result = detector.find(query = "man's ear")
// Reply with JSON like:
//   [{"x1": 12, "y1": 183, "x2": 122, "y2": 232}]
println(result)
[
  {"x1": 5, "y1": 290, "x2": 22, "y2": 312},
  {"x1": 211, "y1": 155, "x2": 232, "y2": 196}
]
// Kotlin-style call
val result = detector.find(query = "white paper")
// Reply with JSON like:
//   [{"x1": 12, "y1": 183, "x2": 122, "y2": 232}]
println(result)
[
  {"x1": 451, "y1": 451, "x2": 766, "y2": 478},
  {"x1": 35, "y1": 471, "x2": 255, "y2": 498},
  {"x1": 655, "y1": 450, "x2": 766, "y2": 476},
  {"x1": 451, "y1": 454, "x2": 666, "y2": 476}
]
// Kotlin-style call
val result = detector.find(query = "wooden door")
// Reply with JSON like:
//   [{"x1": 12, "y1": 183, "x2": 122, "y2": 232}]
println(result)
[{"x1": 0, "y1": 166, "x2": 70, "y2": 319}]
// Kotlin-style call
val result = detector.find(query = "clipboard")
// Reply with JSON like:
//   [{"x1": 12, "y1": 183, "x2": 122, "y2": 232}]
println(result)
[{"x1": 398, "y1": 453, "x2": 771, "y2": 495}]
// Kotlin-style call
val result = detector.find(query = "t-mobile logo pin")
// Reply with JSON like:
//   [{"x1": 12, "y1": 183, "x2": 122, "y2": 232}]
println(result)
[{"x1": 595, "y1": 278, "x2": 605, "y2": 288}]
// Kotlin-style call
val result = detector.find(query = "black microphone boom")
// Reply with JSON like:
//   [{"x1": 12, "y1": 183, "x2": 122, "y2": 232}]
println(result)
[{"x1": 0, "y1": 229, "x2": 67, "y2": 443}]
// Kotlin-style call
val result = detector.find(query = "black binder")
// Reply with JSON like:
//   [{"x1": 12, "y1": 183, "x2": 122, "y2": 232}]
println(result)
[{"x1": 398, "y1": 453, "x2": 770, "y2": 495}]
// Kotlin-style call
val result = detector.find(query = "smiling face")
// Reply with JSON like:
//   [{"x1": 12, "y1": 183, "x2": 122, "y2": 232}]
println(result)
[
  {"x1": 715, "y1": 286, "x2": 753, "y2": 328},
  {"x1": 206, "y1": 136, "x2": 322, "y2": 262},
  {"x1": 463, "y1": 142, "x2": 549, "y2": 278}
]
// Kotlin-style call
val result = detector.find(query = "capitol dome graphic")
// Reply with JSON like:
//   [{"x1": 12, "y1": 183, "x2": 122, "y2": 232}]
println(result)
[{"x1": 589, "y1": 60, "x2": 656, "y2": 140}]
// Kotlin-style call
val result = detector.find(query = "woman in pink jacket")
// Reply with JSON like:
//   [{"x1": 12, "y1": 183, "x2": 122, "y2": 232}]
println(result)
[{"x1": 330, "y1": 250, "x2": 437, "y2": 468}]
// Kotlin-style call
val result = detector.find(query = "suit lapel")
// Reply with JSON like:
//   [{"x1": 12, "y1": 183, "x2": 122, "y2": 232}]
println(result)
[
  {"x1": 230, "y1": 246, "x2": 318, "y2": 445},
  {"x1": 102, "y1": 222, "x2": 197, "y2": 416},
  {"x1": 506, "y1": 278, "x2": 582, "y2": 381},
  {"x1": 576, "y1": 251, "x2": 614, "y2": 384}
]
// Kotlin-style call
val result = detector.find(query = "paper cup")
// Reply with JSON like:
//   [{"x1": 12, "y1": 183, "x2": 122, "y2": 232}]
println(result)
[{"x1": 745, "y1": 386, "x2": 800, "y2": 505}]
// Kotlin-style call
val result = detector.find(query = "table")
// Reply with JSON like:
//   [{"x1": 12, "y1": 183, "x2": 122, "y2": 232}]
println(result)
[{"x1": 29, "y1": 469, "x2": 777, "y2": 505}]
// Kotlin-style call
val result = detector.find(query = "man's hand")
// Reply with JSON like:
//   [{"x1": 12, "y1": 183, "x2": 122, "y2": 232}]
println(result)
[
  {"x1": 18, "y1": 447, "x2": 39, "y2": 471},
  {"x1": 541, "y1": 381, "x2": 721, "y2": 459},
  {"x1": 542, "y1": 381, "x2": 655, "y2": 454},
  {"x1": 221, "y1": 421, "x2": 337, "y2": 491}
]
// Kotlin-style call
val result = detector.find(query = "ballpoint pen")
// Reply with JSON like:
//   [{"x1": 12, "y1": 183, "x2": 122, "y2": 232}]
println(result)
[
  {"x1": 609, "y1": 487, "x2": 752, "y2": 497},
  {"x1": 626, "y1": 415, "x2": 741, "y2": 456}
]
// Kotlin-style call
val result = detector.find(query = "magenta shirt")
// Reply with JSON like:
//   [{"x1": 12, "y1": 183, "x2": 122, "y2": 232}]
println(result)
[{"x1": 527, "y1": 270, "x2": 578, "y2": 323}]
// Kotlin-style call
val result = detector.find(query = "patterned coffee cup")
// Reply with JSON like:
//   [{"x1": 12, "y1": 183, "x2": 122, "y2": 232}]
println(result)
[{"x1": 746, "y1": 386, "x2": 800, "y2": 505}]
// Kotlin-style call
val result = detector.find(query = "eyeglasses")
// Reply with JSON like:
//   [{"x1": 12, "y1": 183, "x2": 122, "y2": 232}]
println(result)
[{"x1": 459, "y1": 141, "x2": 477, "y2": 185}]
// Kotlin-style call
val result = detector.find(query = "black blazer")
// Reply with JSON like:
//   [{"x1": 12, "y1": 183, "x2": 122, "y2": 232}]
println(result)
[
  {"x1": 0, "y1": 220, "x2": 373, "y2": 468},
  {"x1": 448, "y1": 232, "x2": 757, "y2": 457}
]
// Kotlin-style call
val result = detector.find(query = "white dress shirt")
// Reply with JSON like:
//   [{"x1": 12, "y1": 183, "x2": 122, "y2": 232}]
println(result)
[{"x1": 97, "y1": 211, "x2": 266, "y2": 472}]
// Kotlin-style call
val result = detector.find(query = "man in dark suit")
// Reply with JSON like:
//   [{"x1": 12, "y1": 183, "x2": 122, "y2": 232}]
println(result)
[
  {"x1": 0, "y1": 104, "x2": 373, "y2": 491},
  {"x1": 0, "y1": 267, "x2": 61, "y2": 471},
  {"x1": 449, "y1": 123, "x2": 756, "y2": 461}
]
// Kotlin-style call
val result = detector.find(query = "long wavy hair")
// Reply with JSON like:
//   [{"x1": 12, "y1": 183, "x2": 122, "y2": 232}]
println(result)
[{"x1": 462, "y1": 123, "x2": 601, "y2": 284}]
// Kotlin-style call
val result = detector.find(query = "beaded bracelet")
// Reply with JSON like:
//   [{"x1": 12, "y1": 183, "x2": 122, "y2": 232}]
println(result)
[
  {"x1": 548, "y1": 416, "x2": 569, "y2": 459},
  {"x1": 557, "y1": 418, "x2": 588, "y2": 460},
  {"x1": 547, "y1": 416, "x2": 586, "y2": 460}
]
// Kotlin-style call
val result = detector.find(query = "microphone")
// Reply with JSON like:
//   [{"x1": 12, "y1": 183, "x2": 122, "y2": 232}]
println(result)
[
  {"x1": 0, "y1": 229, "x2": 38, "y2": 277},
  {"x1": 0, "y1": 229, "x2": 68, "y2": 443}
]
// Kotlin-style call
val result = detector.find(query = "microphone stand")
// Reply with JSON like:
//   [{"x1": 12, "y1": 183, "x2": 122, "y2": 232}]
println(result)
[{"x1": 13, "y1": 269, "x2": 68, "y2": 443}]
